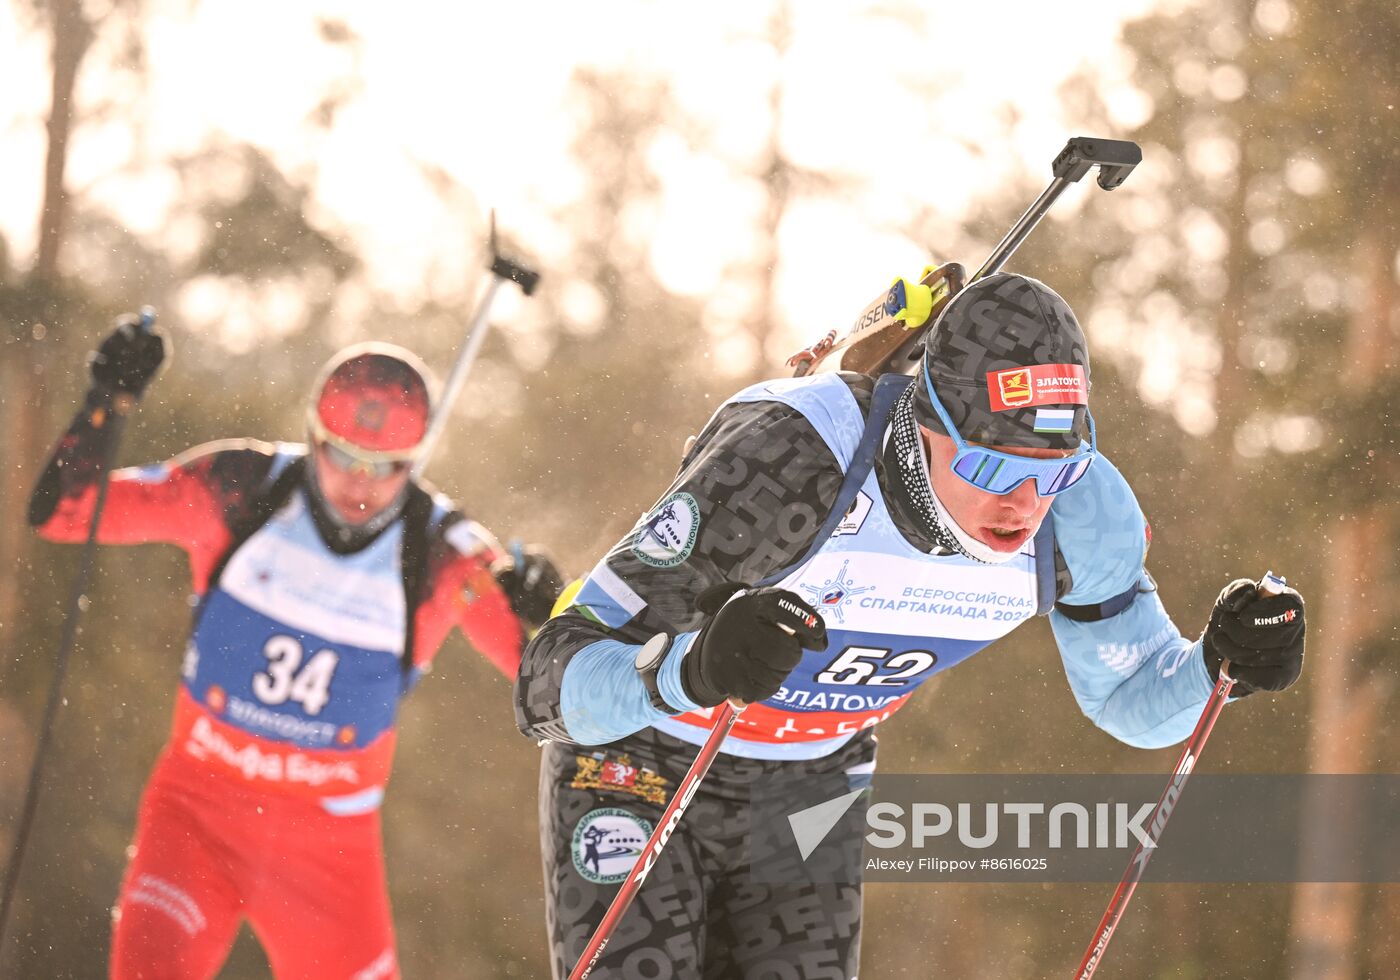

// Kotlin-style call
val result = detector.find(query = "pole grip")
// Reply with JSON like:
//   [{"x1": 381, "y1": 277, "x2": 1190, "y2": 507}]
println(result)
[
  {"x1": 1257, "y1": 571, "x2": 1286, "y2": 597},
  {"x1": 1224, "y1": 572, "x2": 1288, "y2": 682},
  {"x1": 136, "y1": 306, "x2": 158, "y2": 333}
]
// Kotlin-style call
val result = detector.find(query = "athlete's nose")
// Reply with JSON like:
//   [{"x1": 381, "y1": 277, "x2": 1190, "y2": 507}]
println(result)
[{"x1": 1001, "y1": 476, "x2": 1042, "y2": 516}]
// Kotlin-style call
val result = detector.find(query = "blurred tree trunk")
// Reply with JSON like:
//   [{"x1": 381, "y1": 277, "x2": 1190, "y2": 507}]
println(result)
[
  {"x1": 1185, "y1": 133, "x2": 1256, "y2": 562},
  {"x1": 748, "y1": 0, "x2": 792, "y2": 374},
  {"x1": 1287, "y1": 228, "x2": 1397, "y2": 979},
  {"x1": 1163, "y1": 887, "x2": 1198, "y2": 974},
  {"x1": 739, "y1": 0, "x2": 846, "y2": 377},
  {"x1": 36, "y1": 0, "x2": 92, "y2": 280},
  {"x1": 1211, "y1": 150, "x2": 1252, "y2": 447},
  {"x1": 1369, "y1": 888, "x2": 1400, "y2": 977},
  {"x1": 0, "y1": 0, "x2": 94, "y2": 648}
]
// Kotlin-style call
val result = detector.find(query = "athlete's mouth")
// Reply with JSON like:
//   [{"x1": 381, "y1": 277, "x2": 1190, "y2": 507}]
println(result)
[{"x1": 981, "y1": 525, "x2": 1033, "y2": 551}]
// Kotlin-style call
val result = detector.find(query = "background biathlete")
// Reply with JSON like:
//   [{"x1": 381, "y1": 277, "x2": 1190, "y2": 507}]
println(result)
[{"x1": 30, "y1": 320, "x2": 562, "y2": 980}]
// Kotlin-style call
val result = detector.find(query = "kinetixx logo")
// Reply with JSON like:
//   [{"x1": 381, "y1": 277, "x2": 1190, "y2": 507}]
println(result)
[
  {"x1": 1253, "y1": 608, "x2": 1297, "y2": 627},
  {"x1": 777, "y1": 598, "x2": 819, "y2": 630}
]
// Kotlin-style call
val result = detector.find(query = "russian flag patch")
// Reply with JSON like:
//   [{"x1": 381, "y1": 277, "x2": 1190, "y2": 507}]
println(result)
[{"x1": 1033, "y1": 408, "x2": 1075, "y2": 433}]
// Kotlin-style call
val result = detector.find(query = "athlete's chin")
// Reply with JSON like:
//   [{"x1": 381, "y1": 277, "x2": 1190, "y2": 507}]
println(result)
[{"x1": 976, "y1": 525, "x2": 1035, "y2": 553}]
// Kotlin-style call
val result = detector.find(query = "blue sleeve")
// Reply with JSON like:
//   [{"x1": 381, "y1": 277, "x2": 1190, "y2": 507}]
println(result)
[
  {"x1": 1051, "y1": 589, "x2": 1214, "y2": 748},
  {"x1": 1048, "y1": 454, "x2": 1215, "y2": 749},
  {"x1": 558, "y1": 631, "x2": 703, "y2": 746}
]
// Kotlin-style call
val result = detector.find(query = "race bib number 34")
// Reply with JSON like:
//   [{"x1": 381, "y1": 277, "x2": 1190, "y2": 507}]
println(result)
[{"x1": 253, "y1": 635, "x2": 340, "y2": 716}]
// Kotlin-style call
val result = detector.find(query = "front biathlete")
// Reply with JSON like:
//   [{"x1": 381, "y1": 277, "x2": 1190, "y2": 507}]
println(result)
[
  {"x1": 515, "y1": 273, "x2": 1306, "y2": 979},
  {"x1": 30, "y1": 323, "x2": 562, "y2": 979}
]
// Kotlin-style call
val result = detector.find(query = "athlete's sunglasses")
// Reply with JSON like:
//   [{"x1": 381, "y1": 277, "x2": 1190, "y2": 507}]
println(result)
[
  {"x1": 921, "y1": 372, "x2": 1096, "y2": 497},
  {"x1": 309, "y1": 415, "x2": 415, "y2": 479}
]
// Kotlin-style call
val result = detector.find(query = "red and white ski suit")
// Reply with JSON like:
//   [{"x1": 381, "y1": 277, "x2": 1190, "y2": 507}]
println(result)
[{"x1": 33, "y1": 404, "x2": 522, "y2": 980}]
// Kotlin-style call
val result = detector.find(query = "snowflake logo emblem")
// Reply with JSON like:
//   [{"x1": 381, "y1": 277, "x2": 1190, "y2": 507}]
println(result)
[{"x1": 800, "y1": 560, "x2": 874, "y2": 624}]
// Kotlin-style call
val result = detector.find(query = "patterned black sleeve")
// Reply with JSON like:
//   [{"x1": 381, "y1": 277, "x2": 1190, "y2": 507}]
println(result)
[{"x1": 514, "y1": 385, "x2": 865, "y2": 740}]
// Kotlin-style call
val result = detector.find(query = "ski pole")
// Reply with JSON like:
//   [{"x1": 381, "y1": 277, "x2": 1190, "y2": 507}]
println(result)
[
  {"x1": 412, "y1": 212, "x2": 540, "y2": 479},
  {"x1": 1073, "y1": 571, "x2": 1287, "y2": 979},
  {"x1": 569, "y1": 698, "x2": 745, "y2": 980},
  {"x1": 0, "y1": 308, "x2": 158, "y2": 946}
]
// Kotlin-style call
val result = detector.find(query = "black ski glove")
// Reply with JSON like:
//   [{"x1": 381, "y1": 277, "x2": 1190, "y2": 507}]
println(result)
[
  {"x1": 681, "y1": 583, "x2": 828, "y2": 708},
  {"x1": 89, "y1": 314, "x2": 167, "y2": 396},
  {"x1": 492, "y1": 545, "x2": 565, "y2": 630},
  {"x1": 1200, "y1": 578, "x2": 1305, "y2": 695}
]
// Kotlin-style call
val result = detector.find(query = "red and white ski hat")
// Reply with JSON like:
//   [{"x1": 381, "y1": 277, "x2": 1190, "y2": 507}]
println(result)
[{"x1": 307, "y1": 342, "x2": 434, "y2": 457}]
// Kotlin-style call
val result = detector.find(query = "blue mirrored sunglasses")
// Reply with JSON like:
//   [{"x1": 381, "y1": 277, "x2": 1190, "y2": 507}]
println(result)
[{"x1": 921, "y1": 371, "x2": 1096, "y2": 497}]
